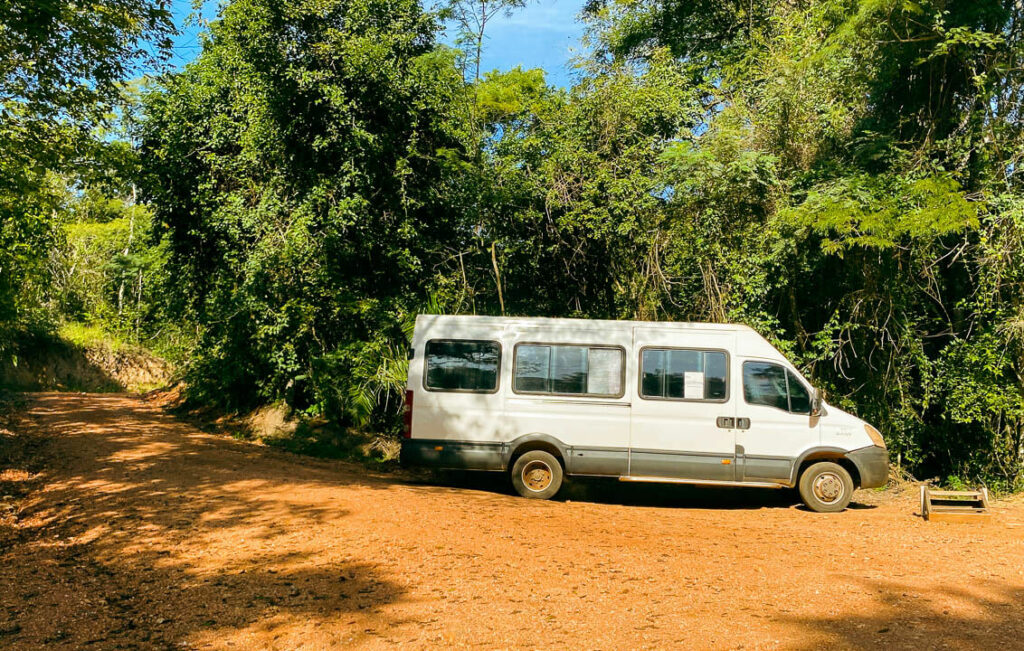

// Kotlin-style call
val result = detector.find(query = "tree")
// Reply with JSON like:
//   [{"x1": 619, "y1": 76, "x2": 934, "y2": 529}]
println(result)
[
  {"x1": 139, "y1": 0, "x2": 473, "y2": 420},
  {"x1": 583, "y1": 0, "x2": 1024, "y2": 486},
  {"x1": 10, "y1": 0, "x2": 1017, "y2": 487},
  {"x1": 444, "y1": 0, "x2": 530, "y2": 82},
  {"x1": 0, "y1": 0, "x2": 175, "y2": 358}
]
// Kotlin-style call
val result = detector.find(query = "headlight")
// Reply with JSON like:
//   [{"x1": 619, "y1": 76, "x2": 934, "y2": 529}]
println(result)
[{"x1": 864, "y1": 424, "x2": 886, "y2": 449}]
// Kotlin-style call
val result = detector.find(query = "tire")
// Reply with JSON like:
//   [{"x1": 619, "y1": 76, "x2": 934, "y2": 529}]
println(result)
[
  {"x1": 510, "y1": 450, "x2": 563, "y2": 500},
  {"x1": 798, "y1": 461, "x2": 853, "y2": 513}
]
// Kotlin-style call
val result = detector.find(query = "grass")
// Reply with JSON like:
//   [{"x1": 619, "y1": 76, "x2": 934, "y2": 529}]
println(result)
[
  {"x1": 0, "y1": 323, "x2": 172, "y2": 393},
  {"x1": 57, "y1": 322, "x2": 129, "y2": 352}
]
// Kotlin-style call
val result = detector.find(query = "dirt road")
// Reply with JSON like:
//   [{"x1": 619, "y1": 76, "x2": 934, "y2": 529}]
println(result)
[{"x1": 2, "y1": 393, "x2": 1023, "y2": 649}]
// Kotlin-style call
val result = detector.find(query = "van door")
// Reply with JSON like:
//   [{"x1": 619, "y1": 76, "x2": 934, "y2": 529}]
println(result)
[
  {"x1": 628, "y1": 328, "x2": 736, "y2": 481},
  {"x1": 734, "y1": 360, "x2": 820, "y2": 484}
]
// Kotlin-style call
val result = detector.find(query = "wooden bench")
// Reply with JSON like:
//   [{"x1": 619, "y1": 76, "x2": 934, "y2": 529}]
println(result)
[{"x1": 920, "y1": 486, "x2": 990, "y2": 523}]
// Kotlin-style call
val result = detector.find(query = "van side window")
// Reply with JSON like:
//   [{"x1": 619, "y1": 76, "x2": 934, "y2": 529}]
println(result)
[
  {"x1": 743, "y1": 361, "x2": 811, "y2": 414},
  {"x1": 424, "y1": 339, "x2": 500, "y2": 392},
  {"x1": 513, "y1": 344, "x2": 624, "y2": 397},
  {"x1": 640, "y1": 349, "x2": 727, "y2": 401},
  {"x1": 743, "y1": 362, "x2": 788, "y2": 410}
]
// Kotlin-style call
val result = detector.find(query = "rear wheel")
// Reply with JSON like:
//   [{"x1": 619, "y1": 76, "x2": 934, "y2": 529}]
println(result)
[
  {"x1": 510, "y1": 450, "x2": 563, "y2": 500},
  {"x1": 798, "y1": 461, "x2": 853, "y2": 513}
]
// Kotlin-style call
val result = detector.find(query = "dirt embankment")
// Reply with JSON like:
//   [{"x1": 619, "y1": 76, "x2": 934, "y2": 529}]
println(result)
[
  {"x1": 150, "y1": 386, "x2": 401, "y2": 465},
  {"x1": 0, "y1": 336, "x2": 169, "y2": 393},
  {"x1": 1, "y1": 392, "x2": 1024, "y2": 649}
]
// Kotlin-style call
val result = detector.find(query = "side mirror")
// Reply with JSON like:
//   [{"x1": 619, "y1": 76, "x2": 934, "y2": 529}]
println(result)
[{"x1": 811, "y1": 388, "x2": 823, "y2": 417}]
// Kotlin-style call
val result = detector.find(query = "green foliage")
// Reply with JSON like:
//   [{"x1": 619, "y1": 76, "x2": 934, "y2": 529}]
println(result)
[
  {"x1": 465, "y1": 50, "x2": 705, "y2": 319},
  {"x1": 0, "y1": 167, "x2": 63, "y2": 356},
  {"x1": 581, "y1": 0, "x2": 1024, "y2": 488},
  {"x1": 0, "y1": 0, "x2": 173, "y2": 124},
  {"x1": 138, "y1": 0, "x2": 471, "y2": 425},
  {"x1": 1, "y1": 0, "x2": 174, "y2": 361},
  {"x1": 52, "y1": 194, "x2": 162, "y2": 333},
  {"x1": 58, "y1": 322, "x2": 129, "y2": 353},
  {"x1": 7, "y1": 0, "x2": 1024, "y2": 487},
  {"x1": 783, "y1": 173, "x2": 979, "y2": 254}
]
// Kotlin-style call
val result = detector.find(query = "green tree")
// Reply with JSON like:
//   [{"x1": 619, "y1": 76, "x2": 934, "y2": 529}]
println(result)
[
  {"x1": 444, "y1": 0, "x2": 530, "y2": 82},
  {"x1": 470, "y1": 53, "x2": 705, "y2": 319},
  {"x1": 139, "y1": 0, "x2": 473, "y2": 422},
  {"x1": 0, "y1": 0, "x2": 175, "y2": 358},
  {"x1": 584, "y1": 0, "x2": 1024, "y2": 486}
]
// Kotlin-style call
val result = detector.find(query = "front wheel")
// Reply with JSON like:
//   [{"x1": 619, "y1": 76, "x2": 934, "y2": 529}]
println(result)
[
  {"x1": 510, "y1": 450, "x2": 563, "y2": 499},
  {"x1": 798, "y1": 461, "x2": 853, "y2": 513}
]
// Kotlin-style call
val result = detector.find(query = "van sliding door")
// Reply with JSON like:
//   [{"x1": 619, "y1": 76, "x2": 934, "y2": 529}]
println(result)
[{"x1": 628, "y1": 328, "x2": 737, "y2": 481}]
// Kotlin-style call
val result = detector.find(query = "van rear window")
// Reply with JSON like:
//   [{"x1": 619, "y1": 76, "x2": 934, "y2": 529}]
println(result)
[
  {"x1": 424, "y1": 340, "x2": 500, "y2": 392},
  {"x1": 641, "y1": 349, "x2": 728, "y2": 401},
  {"x1": 513, "y1": 344, "x2": 624, "y2": 397}
]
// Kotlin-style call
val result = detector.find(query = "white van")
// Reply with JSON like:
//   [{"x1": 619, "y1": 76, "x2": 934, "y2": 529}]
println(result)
[{"x1": 400, "y1": 315, "x2": 888, "y2": 512}]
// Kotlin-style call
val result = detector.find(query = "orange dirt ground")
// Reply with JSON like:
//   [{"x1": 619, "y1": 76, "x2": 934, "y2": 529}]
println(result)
[{"x1": 1, "y1": 392, "x2": 1023, "y2": 650}]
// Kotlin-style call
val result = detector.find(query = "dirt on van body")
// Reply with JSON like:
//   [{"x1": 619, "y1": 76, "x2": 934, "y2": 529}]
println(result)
[{"x1": 1, "y1": 393, "x2": 1023, "y2": 650}]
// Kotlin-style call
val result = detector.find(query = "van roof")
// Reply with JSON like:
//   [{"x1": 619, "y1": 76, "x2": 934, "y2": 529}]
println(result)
[{"x1": 415, "y1": 314, "x2": 756, "y2": 333}]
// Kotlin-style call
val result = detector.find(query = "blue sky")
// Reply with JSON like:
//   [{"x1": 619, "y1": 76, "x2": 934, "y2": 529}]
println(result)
[{"x1": 168, "y1": 1, "x2": 587, "y2": 87}]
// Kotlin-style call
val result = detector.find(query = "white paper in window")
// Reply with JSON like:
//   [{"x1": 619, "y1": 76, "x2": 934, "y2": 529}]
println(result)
[
  {"x1": 587, "y1": 348, "x2": 622, "y2": 396},
  {"x1": 684, "y1": 371, "x2": 705, "y2": 399}
]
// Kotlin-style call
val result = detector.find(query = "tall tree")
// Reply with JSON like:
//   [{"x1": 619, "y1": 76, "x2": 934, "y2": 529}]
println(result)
[
  {"x1": 581, "y1": 0, "x2": 1024, "y2": 485},
  {"x1": 0, "y1": 0, "x2": 175, "y2": 357},
  {"x1": 139, "y1": 0, "x2": 472, "y2": 419},
  {"x1": 445, "y1": 0, "x2": 529, "y2": 82}
]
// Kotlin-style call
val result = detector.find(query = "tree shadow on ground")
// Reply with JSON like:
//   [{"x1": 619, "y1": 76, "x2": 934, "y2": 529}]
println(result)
[
  {"x1": 784, "y1": 579, "x2": 1024, "y2": 649},
  {"x1": 0, "y1": 393, "x2": 409, "y2": 650},
  {"x1": 3, "y1": 393, "x2": 995, "y2": 651}
]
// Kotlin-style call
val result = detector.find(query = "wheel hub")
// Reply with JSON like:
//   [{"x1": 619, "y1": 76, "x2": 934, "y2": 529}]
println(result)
[
  {"x1": 522, "y1": 460, "x2": 552, "y2": 492},
  {"x1": 812, "y1": 472, "x2": 844, "y2": 503}
]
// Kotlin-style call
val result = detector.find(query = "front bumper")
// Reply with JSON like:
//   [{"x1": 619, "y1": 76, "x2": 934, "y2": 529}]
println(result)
[{"x1": 847, "y1": 445, "x2": 889, "y2": 488}]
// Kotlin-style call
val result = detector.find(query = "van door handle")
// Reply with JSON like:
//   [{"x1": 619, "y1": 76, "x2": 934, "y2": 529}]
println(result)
[
  {"x1": 716, "y1": 417, "x2": 735, "y2": 429},
  {"x1": 736, "y1": 418, "x2": 751, "y2": 430}
]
